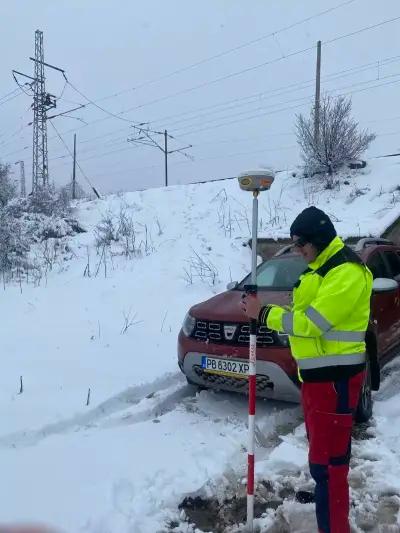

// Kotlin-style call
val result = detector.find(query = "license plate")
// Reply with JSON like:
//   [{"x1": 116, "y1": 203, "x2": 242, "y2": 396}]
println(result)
[{"x1": 201, "y1": 356, "x2": 249, "y2": 377}]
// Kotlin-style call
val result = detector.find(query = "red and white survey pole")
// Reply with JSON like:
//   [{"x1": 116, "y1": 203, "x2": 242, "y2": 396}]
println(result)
[{"x1": 238, "y1": 170, "x2": 275, "y2": 532}]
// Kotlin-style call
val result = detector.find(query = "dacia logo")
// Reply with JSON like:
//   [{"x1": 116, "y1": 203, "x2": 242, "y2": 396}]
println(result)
[{"x1": 224, "y1": 324, "x2": 237, "y2": 340}]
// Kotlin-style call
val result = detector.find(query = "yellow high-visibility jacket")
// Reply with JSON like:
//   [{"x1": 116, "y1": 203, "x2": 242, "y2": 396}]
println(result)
[{"x1": 264, "y1": 236, "x2": 373, "y2": 379}]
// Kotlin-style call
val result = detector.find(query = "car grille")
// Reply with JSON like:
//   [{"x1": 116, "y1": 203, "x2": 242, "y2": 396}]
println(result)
[
  {"x1": 192, "y1": 320, "x2": 277, "y2": 347},
  {"x1": 193, "y1": 365, "x2": 273, "y2": 391}
]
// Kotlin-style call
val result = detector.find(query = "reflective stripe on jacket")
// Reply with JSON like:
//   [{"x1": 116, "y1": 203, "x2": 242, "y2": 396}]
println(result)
[{"x1": 266, "y1": 236, "x2": 373, "y2": 373}]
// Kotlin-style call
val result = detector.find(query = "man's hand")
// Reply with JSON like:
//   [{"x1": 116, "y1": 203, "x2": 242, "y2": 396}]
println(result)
[{"x1": 240, "y1": 294, "x2": 262, "y2": 319}]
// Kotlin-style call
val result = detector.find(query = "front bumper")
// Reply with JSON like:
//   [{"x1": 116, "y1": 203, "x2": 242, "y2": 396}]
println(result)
[{"x1": 180, "y1": 348, "x2": 300, "y2": 403}]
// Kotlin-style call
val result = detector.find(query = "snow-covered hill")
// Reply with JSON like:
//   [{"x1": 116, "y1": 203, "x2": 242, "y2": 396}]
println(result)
[{"x1": 1, "y1": 158, "x2": 400, "y2": 532}]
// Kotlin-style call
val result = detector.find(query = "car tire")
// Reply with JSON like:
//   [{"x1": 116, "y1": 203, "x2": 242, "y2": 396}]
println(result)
[{"x1": 355, "y1": 359, "x2": 373, "y2": 423}]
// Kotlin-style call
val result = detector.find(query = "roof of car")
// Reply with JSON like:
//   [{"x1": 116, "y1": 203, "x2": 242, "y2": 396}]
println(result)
[{"x1": 273, "y1": 238, "x2": 399, "y2": 259}]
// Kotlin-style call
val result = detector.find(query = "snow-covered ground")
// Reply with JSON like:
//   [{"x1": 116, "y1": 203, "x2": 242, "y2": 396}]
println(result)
[{"x1": 1, "y1": 158, "x2": 400, "y2": 532}]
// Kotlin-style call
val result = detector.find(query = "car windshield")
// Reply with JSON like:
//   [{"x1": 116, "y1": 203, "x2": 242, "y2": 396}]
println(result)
[{"x1": 238, "y1": 255, "x2": 307, "y2": 290}]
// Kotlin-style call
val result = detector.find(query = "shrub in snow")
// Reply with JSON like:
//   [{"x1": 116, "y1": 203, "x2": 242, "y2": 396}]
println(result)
[
  {"x1": 296, "y1": 95, "x2": 376, "y2": 180},
  {"x1": 0, "y1": 191, "x2": 83, "y2": 284},
  {"x1": 4, "y1": 198, "x2": 82, "y2": 241},
  {"x1": 27, "y1": 184, "x2": 71, "y2": 217},
  {"x1": 32, "y1": 215, "x2": 77, "y2": 241},
  {"x1": 118, "y1": 209, "x2": 139, "y2": 257},
  {"x1": 0, "y1": 162, "x2": 17, "y2": 207},
  {"x1": 94, "y1": 207, "x2": 151, "y2": 258},
  {"x1": 183, "y1": 249, "x2": 219, "y2": 286},
  {"x1": 0, "y1": 209, "x2": 30, "y2": 275},
  {"x1": 95, "y1": 212, "x2": 119, "y2": 248}
]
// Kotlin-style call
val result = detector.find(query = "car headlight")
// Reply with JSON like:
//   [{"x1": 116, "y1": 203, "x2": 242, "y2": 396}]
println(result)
[
  {"x1": 275, "y1": 332, "x2": 290, "y2": 347},
  {"x1": 182, "y1": 313, "x2": 196, "y2": 337}
]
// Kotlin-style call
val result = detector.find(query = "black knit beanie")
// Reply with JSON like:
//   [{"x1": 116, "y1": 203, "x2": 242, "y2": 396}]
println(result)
[{"x1": 290, "y1": 206, "x2": 337, "y2": 252}]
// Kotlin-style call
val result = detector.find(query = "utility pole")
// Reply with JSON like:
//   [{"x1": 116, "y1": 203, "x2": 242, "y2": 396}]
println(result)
[
  {"x1": 72, "y1": 133, "x2": 77, "y2": 199},
  {"x1": 128, "y1": 126, "x2": 192, "y2": 187},
  {"x1": 13, "y1": 29, "x2": 68, "y2": 195},
  {"x1": 164, "y1": 130, "x2": 168, "y2": 187},
  {"x1": 314, "y1": 40, "x2": 322, "y2": 144},
  {"x1": 15, "y1": 160, "x2": 26, "y2": 197}
]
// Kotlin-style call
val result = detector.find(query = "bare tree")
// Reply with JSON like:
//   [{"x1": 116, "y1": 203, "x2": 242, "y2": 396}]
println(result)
[{"x1": 296, "y1": 94, "x2": 376, "y2": 180}]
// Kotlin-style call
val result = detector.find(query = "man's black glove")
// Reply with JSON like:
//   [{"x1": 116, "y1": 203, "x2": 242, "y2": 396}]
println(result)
[{"x1": 258, "y1": 304, "x2": 273, "y2": 325}]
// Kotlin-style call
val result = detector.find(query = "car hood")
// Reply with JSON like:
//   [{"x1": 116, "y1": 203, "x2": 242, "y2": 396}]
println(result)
[{"x1": 190, "y1": 289, "x2": 292, "y2": 322}]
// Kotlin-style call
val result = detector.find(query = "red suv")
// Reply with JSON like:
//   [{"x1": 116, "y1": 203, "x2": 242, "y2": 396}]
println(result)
[{"x1": 178, "y1": 238, "x2": 400, "y2": 422}]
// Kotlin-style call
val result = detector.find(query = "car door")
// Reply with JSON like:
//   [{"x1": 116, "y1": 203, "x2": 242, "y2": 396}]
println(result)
[
  {"x1": 381, "y1": 249, "x2": 400, "y2": 347},
  {"x1": 366, "y1": 250, "x2": 399, "y2": 356}
]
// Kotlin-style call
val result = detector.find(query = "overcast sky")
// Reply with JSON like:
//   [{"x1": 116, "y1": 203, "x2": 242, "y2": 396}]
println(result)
[{"x1": 1, "y1": 0, "x2": 400, "y2": 194}]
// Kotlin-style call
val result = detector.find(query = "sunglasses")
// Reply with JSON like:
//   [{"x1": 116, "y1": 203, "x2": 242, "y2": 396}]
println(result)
[{"x1": 292, "y1": 237, "x2": 308, "y2": 248}]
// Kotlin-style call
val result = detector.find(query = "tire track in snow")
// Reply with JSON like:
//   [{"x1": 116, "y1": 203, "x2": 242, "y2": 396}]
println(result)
[
  {"x1": 99, "y1": 380, "x2": 198, "y2": 429},
  {"x1": 0, "y1": 372, "x2": 190, "y2": 449}
]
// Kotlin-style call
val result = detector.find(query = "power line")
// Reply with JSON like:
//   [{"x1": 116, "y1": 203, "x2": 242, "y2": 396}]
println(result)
[
  {"x1": 0, "y1": 88, "x2": 21, "y2": 102},
  {"x1": 2, "y1": 51, "x2": 389, "y2": 159},
  {"x1": 58, "y1": 14, "x2": 400, "y2": 132},
  {"x1": 40, "y1": 120, "x2": 400, "y2": 178},
  {"x1": 38, "y1": 118, "x2": 400, "y2": 173},
  {"x1": 376, "y1": 129, "x2": 400, "y2": 137},
  {"x1": 32, "y1": 71, "x2": 400, "y2": 169},
  {"x1": 172, "y1": 94, "x2": 314, "y2": 134},
  {"x1": 79, "y1": 126, "x2": 130, "y2": 144},
  {"x1": 5, "y1": 72, "x2": 397, "y2": 167},
  {"x1": 172, "y1": 145, "x2": 298, "y2": 165},
  {"x1": 90, "y1": 0, "x2": 357, "y2": 104},
  {"x1": 48, "y1": 132, "x2": 131, "y2": 161},
  {"x1": 58, "y1": 13, "x2": 400, "y2": 139},
  {"x1": 202, "y1": 148, "x2": 296, "y2": 164},
  {"x1": 31, "y1": 118, "x2": 400, "y2": 183},
  {"x1": 0, "y1": 124, "x2": 29, "y2": 147},
  {"x1": 52, "y1": 139, "x2": 147, "y2": 166},
  {"x1": 366, "y1": 114, "x2": 400, "y2": 125},
  {"x1": 174, "y1": 74, "x2": 400, "y2": 137},
  {"x1": 66, "y1": 80, "x2": 137, "y2": 124},
  {"x1": 7, "y1": 27, "x2": 400, "y2": 162},
  {"x1": 0, "y1": 89, "x2": 24, "y2": 107},
  {"x1": 71, "y1": 143, "x2": 298, "y2": 183},
  {"x1": 57, "y1": 80, "x2": 69, "y2": 100},
  {"x1": 2, "y1": 145, "x2": 30, "y2": 159},
  {"x1": 193, "y1": 132, "x2": 295, "y2": 147},
  {"x1": 37, "y1": 51, "x2": 400, "y2": 159},
  {"x1": 97, "y1": 14, "x2": 400, "y2": 120},
  {"x1": 153, "y1": 54, "x2": 400, "y2": 129}
]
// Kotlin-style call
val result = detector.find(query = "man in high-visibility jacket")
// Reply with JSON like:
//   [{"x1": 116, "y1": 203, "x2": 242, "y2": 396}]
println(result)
[{"x1": 241, "y1": 206, "x2": 372, "y2": 533}]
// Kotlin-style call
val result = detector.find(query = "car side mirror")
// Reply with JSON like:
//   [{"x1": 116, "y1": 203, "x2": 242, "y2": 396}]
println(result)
[
  {"x1": 226, "y1": 281, "x2": 238, "y2": 290},
  {"x1": 372, "y1": 278, "x2": 398, "y2": 293}
]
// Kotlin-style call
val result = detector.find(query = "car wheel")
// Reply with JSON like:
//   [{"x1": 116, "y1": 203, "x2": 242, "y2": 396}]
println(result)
[{"x1": 355, "y1": 359, "x2": 373, "y2": 423}]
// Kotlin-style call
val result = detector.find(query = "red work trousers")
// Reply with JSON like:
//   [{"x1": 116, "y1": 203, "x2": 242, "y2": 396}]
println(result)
[{"x1": 301, "y1": 371, "x2": 364, "y2": 533}]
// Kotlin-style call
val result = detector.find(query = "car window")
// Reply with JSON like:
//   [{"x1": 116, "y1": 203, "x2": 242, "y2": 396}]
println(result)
[
  {"x1": 383, "y1": 251, "x2": 400, "y2": 279},
  {"x1": 367, "y1": 252, "x2": 390, "y2": 279},
  {"x1": 238, "y1": 256, "x2": 307, "y2": 290}
]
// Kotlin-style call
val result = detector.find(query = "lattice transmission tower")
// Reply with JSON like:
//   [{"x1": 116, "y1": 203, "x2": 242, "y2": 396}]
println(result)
[{"x1": 32, "y1": 30, "x2": 56, "y2": 192}]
